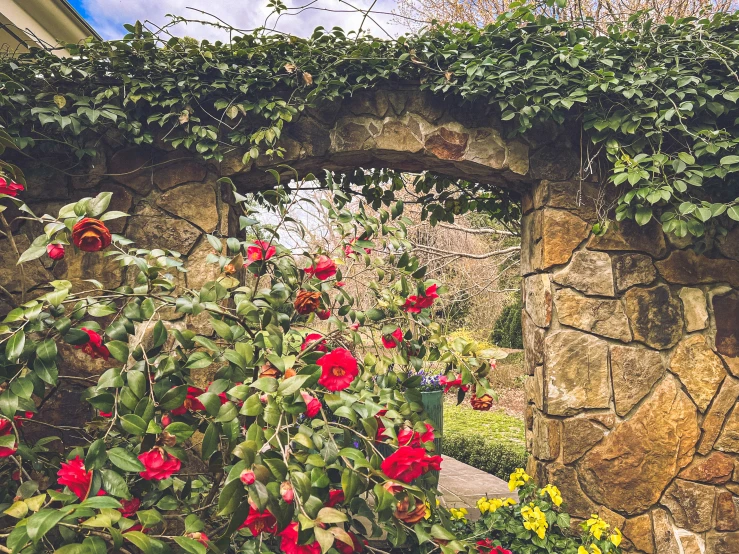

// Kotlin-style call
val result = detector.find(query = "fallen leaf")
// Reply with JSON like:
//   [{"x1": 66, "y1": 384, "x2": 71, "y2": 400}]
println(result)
[
  {"x1": 302, "y1": 72, "x2": 313, "y2": 86},
  {"x1": 53, "y1": 95, "x2": 66, "y2": 109},
  {"x1": 284, "y1": 63, "x2": 297, "y2": 73}
]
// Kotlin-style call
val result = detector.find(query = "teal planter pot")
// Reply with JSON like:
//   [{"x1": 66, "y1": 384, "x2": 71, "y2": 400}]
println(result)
[{"x1": 421, "y1": 390, "x2": 444, "y2": 487}]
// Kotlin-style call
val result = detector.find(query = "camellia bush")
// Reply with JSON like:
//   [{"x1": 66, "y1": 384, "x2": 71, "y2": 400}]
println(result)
[{"x1": 0, "y1": 153, "x2": 622, "y2": 553}]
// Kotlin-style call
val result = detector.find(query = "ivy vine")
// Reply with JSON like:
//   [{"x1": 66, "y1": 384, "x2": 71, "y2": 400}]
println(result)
[{"x1": 1, "y1": 2, "x2": 738, "y2": 236}]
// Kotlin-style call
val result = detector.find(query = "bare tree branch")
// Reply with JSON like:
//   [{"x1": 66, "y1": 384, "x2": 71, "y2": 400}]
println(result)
[{"x1": 410, "y1": 241, "x2": 520, "y2": 259}]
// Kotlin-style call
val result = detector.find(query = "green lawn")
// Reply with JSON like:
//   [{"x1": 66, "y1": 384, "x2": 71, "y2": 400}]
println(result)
[{"x1": 443, "y1": 400, "x2": 526, "y2": 451}]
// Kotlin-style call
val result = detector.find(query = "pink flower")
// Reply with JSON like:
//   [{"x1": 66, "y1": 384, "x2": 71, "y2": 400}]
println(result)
[
  {"x1": 304, "y1": 255, "x2": 336, "y2": 281},
  {"x1": 381, "y1": 447, "x2": 442, "y2": 483},
  {"x1": 0, "y1": 177, "x2": 24, "y2": 197},
  {"x1": 397, "y1": 423, "x2": 435, "y2": 447},
  {"x1": 138, "y1": 448, "x2": 181, "y2": 480},
  {"x1": 300, "y1": 391, "x2": 321, "y2": 418},
  {"x1": 240, "y1": 469, "x2": 256, "y2": 485},
  {"x1": 245, "y1": 240, "x2": 276, "y2": 265},
  {"x1": 439, "y1": 374, "x2": 469, "y2": 393},
  {"x1": 381, "y1": 327, "x2": 403, "y2": 349},
  {"x1": 280, "y1": 481, "x2": 295, "y2": 503},
  {"x1": 403, "y1": 284, "x2": 439, "y2": 313},
  {"x1": 344, "y1": 238, "x2": 371, "y2": 257},
  {"x1": 279, "y1": 522, "x2": 321, "y2": 554},
  {"x1": 325, "y1": 489, "x2": 345, "y2": 507},
  {"x1": 336, "y1": 281, "x2": 346, "y2": 287},
  {"x1": 301, "y1": 333, "x2": 327, "y2": 352},
  {"x1": 57, "y1": 456, "x2": 93, "y2": 500},
  {"x1": 75, "y1": 328, "x2": 110, "y2": 361},
  {"x1": 317, "y1": 348, "x2": 359, "y2": 391},
  {"x1": 47, "y1": 244, "x2": 65, "y2": 260},
  {"x1": 349, "y1": 322, "x2": 360, "y2": 331}
]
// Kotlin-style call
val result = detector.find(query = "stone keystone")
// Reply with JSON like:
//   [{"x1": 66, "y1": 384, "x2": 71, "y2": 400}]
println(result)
[{"x1": 578, "y1": 376, "x2": 699, "y2": 514}]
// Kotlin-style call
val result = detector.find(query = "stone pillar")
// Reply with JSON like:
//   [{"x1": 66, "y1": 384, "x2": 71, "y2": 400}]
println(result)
[{"x1": 522, "y1": 179, "x2": 739, "y2": 553}]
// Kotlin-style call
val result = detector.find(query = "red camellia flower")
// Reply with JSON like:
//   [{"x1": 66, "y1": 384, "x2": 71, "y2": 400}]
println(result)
[
  {"x1": 74, "y1": 328, "x2": 110, "y2": 361},
  {"x1": 239, "y1": 508, "x2": 277, "y2": 535},
  {"x1": 300, "y1": 390, "x2": 322, "y2": 418},
  {"x1": 245, "y1": 240, "x2": 276, "y2": 265},
  {"x1": 0, "y1": 177, "x2": 23, "y2": 197},
  {"x1": 381, "y1": 446, "x2": 442, "y2": 484},
  {"x1": 334, "y1": 532, "x2": 364, "y2": 554},
  {"x1": 304, "y1": 255, "x2": 336, "y2": 281},
  {"x1": 397, "y1": 423, "x2": 435, "y2": 448},
  {"x1": 72, "y1": 218, "x2": 112, "y2": 252},
  {"x1": 280, "y1": 481, "x2": 295, "y2": 503},
  {"x1": 317, "y1": 309, "x2": 331, "y2": 320},
  {"x1": 187, "y1": 532, "x2": 209, "y2": 547},
  {"x1": 476, "y1": 539, "x2": 512, "y2": 554},
  {"x1": 279, "y1": 522, "x2": 321, "y2": 554},
  {"x1": 381, "y1": 328, "x2": 403, "y2": 349},
  {"x1": 403, "y1": 284, "x2": 439, "y2": 314},
  {"x1": 138, "y1": 448, "x2": 181, "y2": 480},
  {"x1": 349, "y1": 322, "x2": 360, "y2": 331},
  {"x1": 335, "y1": 281, "x2": 346, "y2": 287},
  {"x1": 240, "y1": 469, "x2": 256, "y2": 485},
  {"x1": 317, "y1": 348, "x2": 359, "y2": 391},
  {"x1": 57, "y1": 456, "x2": 93, "y2": 500},
  {"x1": 344, "y1": 238, "x2": 371, "y2": 257},
  {"x1": 119, "y1": 497, "x2": 141, "y2": 518},
  {"x1": 170, "y1": 386, "x2": 206, "y2": 415},
  {"x1": 99, "y1": 411, "x2": 113, "y2": 418},
  {"x1": 0, "y1": 419, "x2": 17, "y2": 457},
  {"x1": 46, "y1": 244, "x2": 65, "y2": 260},
  {"x1": 161, "y1": 414, "x2": 172, "y2": 427},
  {"x1": 439, "y1": 374, "x2": 469, "y2": 394},
  {"x1": 301, "y1": 333, "x2": 327, "y2": 352},
  {"x1": 325, "y1": 489, "x2": 345, "y2": 507}
]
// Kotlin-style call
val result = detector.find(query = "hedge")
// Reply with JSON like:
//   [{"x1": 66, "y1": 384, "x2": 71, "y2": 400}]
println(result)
[{"x1": 443, "y1": 433, "x2": 528, "y2": 480}]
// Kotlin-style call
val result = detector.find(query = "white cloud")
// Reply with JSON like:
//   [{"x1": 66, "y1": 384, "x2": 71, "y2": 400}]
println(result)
[{"x1": 79, "y1": 0, "x2": 405, "y2": 41}]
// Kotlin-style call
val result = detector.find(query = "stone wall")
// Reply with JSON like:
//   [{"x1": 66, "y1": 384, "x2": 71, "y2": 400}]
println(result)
[
  {"x1": 522, "y1": 179, "x2": 739, "y2": 553},
  {"x1": 3, "y1": 89, "x2": 739, "y2": 552}
]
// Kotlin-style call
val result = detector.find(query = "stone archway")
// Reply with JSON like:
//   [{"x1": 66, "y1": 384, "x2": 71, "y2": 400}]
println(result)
[{"x1": 12, "y1": 88, "x2": 739, "y2": 553}]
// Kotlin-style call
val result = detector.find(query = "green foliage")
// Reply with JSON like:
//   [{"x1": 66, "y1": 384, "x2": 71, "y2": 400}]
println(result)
[
  {"x1": 443, "y1": 433, "x2": 527, "y2": 479},
  {"x1": 491, "y1": 299, "x2": 523, "y2": 349},
  {"x1": 0, "y1": 2, "x2": 738, "y2": 235}
]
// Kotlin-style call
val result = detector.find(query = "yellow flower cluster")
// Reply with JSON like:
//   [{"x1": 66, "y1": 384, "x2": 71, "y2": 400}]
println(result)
[
  {"x1": 450, "y1": 507, "x2": 468, "y2": 521},
  {"x1": 521, "y1": 503, "x2": 548, "y2": 539},
  {"x1": 424, "y1": 497, "x2": 441, "y2": 520},
  {"x1": 476, "y1": 496, "x2": 516, "y2": 514},
  {"x1": 578, "y1": 546, "x2": 602, "y2": 554},
  {"x1": 540, "y1": 484, "x2": 563, "y2": 507},
  {"x1": 508, "y1": 468, "x2": 531, "y2": 492},
  {"x1": 584, "y1": 514, "x2": 622, "y2": 547}
]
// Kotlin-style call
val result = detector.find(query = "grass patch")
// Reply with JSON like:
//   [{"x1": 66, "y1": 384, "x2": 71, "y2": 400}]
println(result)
[{"x1": 443, "y1": 398, "x2": 527, "y2": 479}]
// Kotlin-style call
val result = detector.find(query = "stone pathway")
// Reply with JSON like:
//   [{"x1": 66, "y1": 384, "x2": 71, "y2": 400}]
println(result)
[{"x1": 438, "y1": 456, "x2": 517, "y2": 520}]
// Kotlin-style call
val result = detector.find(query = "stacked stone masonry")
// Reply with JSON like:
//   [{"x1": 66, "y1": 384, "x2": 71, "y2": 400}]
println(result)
[{"x1": 2, "y1": 90, "x2": 738, "y2": 553}]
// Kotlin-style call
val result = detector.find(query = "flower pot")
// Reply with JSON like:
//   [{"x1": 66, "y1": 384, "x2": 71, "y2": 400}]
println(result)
[{"x1": 421, "y1": 389, "x2": 444, "y2": 486}]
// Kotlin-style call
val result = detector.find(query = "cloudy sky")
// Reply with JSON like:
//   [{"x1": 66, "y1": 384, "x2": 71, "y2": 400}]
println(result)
[{"x1": 68, "y1": 0, "x2": 406, "y2": 41}]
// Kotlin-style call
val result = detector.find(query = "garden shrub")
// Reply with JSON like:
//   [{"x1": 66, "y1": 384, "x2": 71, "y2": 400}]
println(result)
[
  {"x1": 490, "y1": 299, "x2": 523, "y2": 349},
  {"x1": 443, "y1": 433, "x2": 527, "y2": 479}
]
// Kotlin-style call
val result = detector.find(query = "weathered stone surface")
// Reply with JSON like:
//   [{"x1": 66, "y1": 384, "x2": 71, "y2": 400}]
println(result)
[
  {"x1": 104, "y1": 183, "x2": 134, "y2": 234},
  {"x1": 332, "y1": 119, "x2": 372, "y2": 151},
  {"x1": 375, "y1": 120, "x2": 424, "y2": 153},
  {"x1": 185, "y1": 239, "x2": 222, "y2": 290},
  {"x1": 561, "y1": 418, "x2": 605, "y2": 463},
  {"x1": 424, "y1": 128, "x2": 468, "y2": 160},
  {"x1": 506, "y1": 140, "x2": 529, "y2": 175},
  {"x1": 547, "y1": 464, "x2": 595, "y2": 518},
  {"x1": 540, "y1": 209, "x2": 590, "y2": 270},
  {"x1": 679, "y1": 534, "x2": 702, "y2": 554},
  {"x1": 717, "y1": 491, "x2": 739, "y2": 531},
  {"x1": 156, "y1": 182, "x2": 218, "y2": 232},
  {"x1": 706, "y1": 531, "x2": 739, "y2": 554},
  {"x1": 714, "y1": 293, "x2": 739, "y2": 374},
  {"x1": 153, "y1": 154, "x2": 208, "y2": 190},
  {"x1": 679, "y1": 452, "x2": 735, "y2": 484},
  {"x1": 522, "y1": 310, "x2": 545, "y2": 375},
  {"x1": 218, "y1": 148, "x2": 250, "y2": 176},
  {"x1": 529, "y1": 143, "x2": 579, "y2": 181},
  {"x1": 532, "y1": 180, "x2": 602, "y2": 222},
  {"x1": 611, "y1": 344, "x2": 664, "y2": 417},
  {"x1": 679, "y1": 287, "x2": 709, "y2": 332},
  {"x1": 52, "y1": 246, "x2": 123, "y2": 290},
  {"x1": 523, "y1": 273, "x2": 552, "y2": 328},
  {"x1": 612, "y1": 253, "x2": 656, "y2": 292},
  {"x1": 578, "y1": 376, "x2": 699, "y2": 514},
  {"x1": 553, "y1": 250, "x2": 615, "y2": 296},
  {"x1": 524, "y1": 366, "x2": 544, "y2": 410},
  {"x1": 544, "y1": 330, "x2": 610, "y2": 416},
  {"x1": 554, "y1": 288, "x2": 631, "y2": 342},
  {"x1": 655, "y1": 249, "x2": 739, "y2": 288},
  {"x1": 623, "y1": 514, "x2": 655, "y2": 554},
  {"x1": 128, "y1": 202, "x2": 200, "y2": 253},
  {"x1": 716, "y1": 406, "x2": 739, "y2": 454},
  {"x1": 0, "y1": 235, "x2": 52, "y2": 293},
  {"x1": 624, "y1": 284, "x2": 683, "y2": 349},
  {"x1": 464, "y1": 129, "x2": 506, "y2": 169},
  {"x1": 347, "y1": 91, "x2": 389, "y2": 118},
  {"x1": 520, "y1": 210, "x2": 541, "y2": 275},
  {"x1": 660, "y1": 479, "x2": 715, "y2": 532},
  {"x1": 718, "y1": 225, "x2": 739, "y2": 261},
  {"x1": 531, "y1": 413, "x2": 560, "y2": 461},
  {"x1": 670, "y1": 334, "x2": 726, "y2": 412},
  {"x1": 652, "y1": 509, "x2": 679, "y2": 554},
  {"x1": 108, "y1": 146, "x2": 154, "y2": 194},
  {"x1": 698, "y1": 377, "x2": 739, "y2": 455},
  {"x1": 71, "y1": 147, "x2": 107, "y2": 189},
  {"x1": 588, "y1": 219, "x2": 667, "y2": 258}
]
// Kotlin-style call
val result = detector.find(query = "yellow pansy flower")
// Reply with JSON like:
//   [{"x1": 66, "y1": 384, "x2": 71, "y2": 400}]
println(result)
[
  {"x1": 591, "y1": 545, "x2": 602, "y2": 554},
  {"x1": 521, "y1": 503, "x2": 548, "y2": 539},
  {"x1": 585, "y1": 514, "x2": 610, "y2": 540},
  {"x1": 540, "y1": 484, "x2": 563, "y2": 507},
  {"x1": 578, "y1": 547, "x2": 588, "y2": 554},
  {"x1": 508, "y1": 468, "x2": 531, "y2": 492},
  {"x1": 610, "y1": 527, "x2": 623, "y2": 547},
  {"x1": 450, "y1": 507, "x2": 468, "y2": 521}
]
